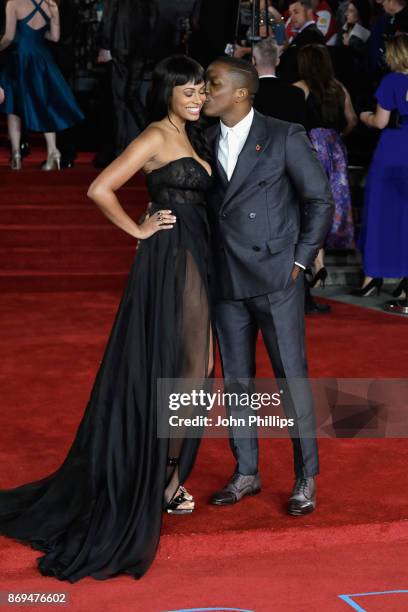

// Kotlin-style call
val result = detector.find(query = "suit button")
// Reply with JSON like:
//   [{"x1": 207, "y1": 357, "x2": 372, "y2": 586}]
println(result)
[
  {"x1": 248, "y1": 212, "x2": 256, "y2": 219},
  {"x1": 252, "y1": 246, "x2": 261, "y2": 251},
  {"x1": 220, "y1": 212, "x2": 227, "y2": 218}
]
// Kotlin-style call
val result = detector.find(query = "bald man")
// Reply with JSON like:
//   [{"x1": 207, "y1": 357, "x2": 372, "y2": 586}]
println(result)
[{"x1": 204, "y1": 56, "x2": 334, "y2": 516}]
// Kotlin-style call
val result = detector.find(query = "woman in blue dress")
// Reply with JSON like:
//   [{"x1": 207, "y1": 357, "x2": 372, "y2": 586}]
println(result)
[
  {"x1": 0, "y1": 0, "x2": 83, "y2": 170},
  {"x1": 354, "y1": 35, "x2": 408, "y2": 306}
]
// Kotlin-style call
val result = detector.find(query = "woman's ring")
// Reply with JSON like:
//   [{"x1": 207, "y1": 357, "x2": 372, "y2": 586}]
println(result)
[{"x1": 157, "y1": 211, "x2": 164, "y2": 222}]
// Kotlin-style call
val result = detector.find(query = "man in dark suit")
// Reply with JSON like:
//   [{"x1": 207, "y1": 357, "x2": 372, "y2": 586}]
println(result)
[
  {"x1": 277, "y1": 0, "x2": 325, "y2": 83},
  {"x1": 204, "y1": 56, "x2": 334, "y2": 515},
  {"x1": 100, "y1": 0, "x2": 158, "y2": 154},
  {"x1": 252, "y1": 36, "x2": 308, "y2": 127}
]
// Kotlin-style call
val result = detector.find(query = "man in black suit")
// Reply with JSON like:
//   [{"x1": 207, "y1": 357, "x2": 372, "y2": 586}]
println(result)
[
  {"x1": 204, "y1": 57, "x2": 334, "y2": 515},
  {"x1": 100, "y1": 0, "x2": 158, "y2": 155},
  {"x1": 277, "y1": 0, "x2": 325, "y2": 83},
  {"x1": 252, "y1": 36, "x2": 308, "y2": 127}
]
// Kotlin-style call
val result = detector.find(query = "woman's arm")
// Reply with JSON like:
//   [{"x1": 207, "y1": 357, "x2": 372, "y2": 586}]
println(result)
[
  {"x1": 360, "y1": 104, "x2": 391, "y2": 129},
  {"x1": 0, "y1": 1, "x2": 17, "y2": 51},
  {"x1": 44, "y1": 0, "x2": 60, "y2": 42},
  {"x1": 341, "y1": 84, "x2": 358, "y2": 135},
  {"x1": 87, "y1": 127, "x2": 176, "y2": 240}
]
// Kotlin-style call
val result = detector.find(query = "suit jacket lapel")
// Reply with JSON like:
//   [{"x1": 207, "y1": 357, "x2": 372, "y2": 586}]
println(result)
[{"x1": 221, "y1": 111, "x2": 269, "y2": 210}]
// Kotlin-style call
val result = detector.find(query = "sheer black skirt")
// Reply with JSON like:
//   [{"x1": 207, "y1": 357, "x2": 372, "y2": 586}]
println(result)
[{"x1": 0, "y1": 196, "x2": 212, "y2": 582}]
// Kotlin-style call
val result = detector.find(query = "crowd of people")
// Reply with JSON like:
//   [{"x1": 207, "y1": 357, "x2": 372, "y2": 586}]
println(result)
[{"x1": 0, "y1": 0, "x2": 407, "y2": 305}]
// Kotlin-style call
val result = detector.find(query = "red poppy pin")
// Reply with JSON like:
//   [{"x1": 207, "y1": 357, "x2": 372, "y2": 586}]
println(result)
[{"x1": 256, "y1": 144, "x2": 262, "y2": 152}]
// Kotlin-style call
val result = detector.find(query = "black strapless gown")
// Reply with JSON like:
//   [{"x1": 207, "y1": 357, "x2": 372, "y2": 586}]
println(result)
[{"x1": 0, "y1": 157, "x2": 213, "y2": 582}]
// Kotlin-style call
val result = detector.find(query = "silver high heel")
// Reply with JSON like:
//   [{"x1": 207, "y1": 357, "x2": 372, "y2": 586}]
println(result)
[
  {"x1": 41, "y1": 149, "x2": 61, "y2": 171},
  {"x1": 11, "y1": 151, "x2": 22, "y2": 170}
]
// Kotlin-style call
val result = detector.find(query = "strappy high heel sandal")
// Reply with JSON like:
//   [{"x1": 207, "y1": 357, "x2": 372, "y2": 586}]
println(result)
[
  {"x1": 165, "y1": 456, "x2": 195, "y2": 514},
  {"x1": 166, "y1": 486, "x2": 195, "y2": 515}
]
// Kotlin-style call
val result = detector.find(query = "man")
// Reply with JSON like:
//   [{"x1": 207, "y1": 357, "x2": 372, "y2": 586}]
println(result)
[
  {"x1": 278, "y1": 0, "x2": 325, "y2": 82},
  {"x1": 383, "y1": 0, "x2": 408, "y2": 35},
  {"x1": 286, "y1": 0, "x2": 337, "y2": 45},
  {"x1": 99, "y1": 0, "x2": 158, "y2": 155},
  {"x1": 252, "y1": 36, "x2": 308, "y2": 127},
  {"x1": 204, "y1": 56, "x2": 334, "y2": 515},
  {"x1": 253, "y1": 37, "x2": 331, "y2": 315}
]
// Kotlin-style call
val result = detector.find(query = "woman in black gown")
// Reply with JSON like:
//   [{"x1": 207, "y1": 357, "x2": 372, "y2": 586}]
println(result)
[{"x1": 0, "y1": 55, "x2": 214, "y2": 582}]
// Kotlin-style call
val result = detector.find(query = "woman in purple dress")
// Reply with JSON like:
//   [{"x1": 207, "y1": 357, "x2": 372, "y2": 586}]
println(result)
[
  {"x1": 294, "y1": 44, "x2": 358, "y2": 287},
  {"x1": 354, "y1": 35, "x2": 408, "y2": 309}
]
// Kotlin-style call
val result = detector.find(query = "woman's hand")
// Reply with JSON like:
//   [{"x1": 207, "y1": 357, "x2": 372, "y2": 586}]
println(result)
[
  {"x1": 0, "y1": 87, "x2": 4, "y2": 104},
  {"x1": 137, "y1": 209, "x2": 176, "y2": 239}
]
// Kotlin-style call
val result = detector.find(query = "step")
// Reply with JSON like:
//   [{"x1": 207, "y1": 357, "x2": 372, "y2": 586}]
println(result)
[
  {"x1": 0, "y1": 247, "x2": 135, "y2": 272},
  {"x1": 324, "y1": 250, "x2": 362, "y2": 266},
  {"x1": 0, "y1": 271, "x2": 128, "y2": 292},
  {"x1": 0, "y1": 204, "x2": 146, "y2": 225},
  {"x1": 325, "y1": 265, "x2": 362, "y2": 286},
  {"x1": 0, "y1": 168, "x2": 145, "y2": 188},
  {"x1": 0, "y1": 187, "x2": 147, "y2": 206},
  {"x1": 0, "y1": 225, "x2": 136, "y2": 248}
]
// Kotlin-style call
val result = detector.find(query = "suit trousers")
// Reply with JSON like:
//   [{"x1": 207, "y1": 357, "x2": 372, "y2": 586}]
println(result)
[{"x1": 215, "y1": 273, "x2": 319, "y2": 479}]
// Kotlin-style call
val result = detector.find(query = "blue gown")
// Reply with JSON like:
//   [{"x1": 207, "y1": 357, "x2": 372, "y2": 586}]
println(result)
[
  {"x1": 359, "y1": 72, "x2": 408, "y2": 278},
  {"x1": 0, "y1": 0, "x2": 84, "y2": 132}
]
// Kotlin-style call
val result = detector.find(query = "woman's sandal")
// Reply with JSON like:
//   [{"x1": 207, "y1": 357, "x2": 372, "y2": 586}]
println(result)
[{"x1": 166, "y1": 485, "x2": 195, "y2": 515}]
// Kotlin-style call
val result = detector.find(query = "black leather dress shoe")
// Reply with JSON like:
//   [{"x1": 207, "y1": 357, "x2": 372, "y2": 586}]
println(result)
[
  {"x1": 211, "y1": 472, "x2": 261, "y2": 505},
  {"x1": 305, "y1": 300, "x2": 331, "y2": 315},
  {"x1": 288, "y1": 476, "x2": 316, "y2": 516}
]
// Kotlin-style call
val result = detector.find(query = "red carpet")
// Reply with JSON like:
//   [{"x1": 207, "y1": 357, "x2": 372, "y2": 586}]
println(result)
[{"x1": 1, "y1": 153, "x2": 408, "y2": 610}]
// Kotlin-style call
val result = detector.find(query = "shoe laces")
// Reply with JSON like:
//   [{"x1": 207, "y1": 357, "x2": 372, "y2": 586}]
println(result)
[{"x1": 294, "y1": 477, "x2": 309, "y2": 496}]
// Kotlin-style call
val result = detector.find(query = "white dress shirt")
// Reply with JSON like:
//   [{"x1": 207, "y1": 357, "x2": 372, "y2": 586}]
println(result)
[
  {"x1": 217, "y1": 106, "x2": 305, "y2": 271},
  {"x1": 218, "y1": 107, "x2": 254, "y2": 181}
]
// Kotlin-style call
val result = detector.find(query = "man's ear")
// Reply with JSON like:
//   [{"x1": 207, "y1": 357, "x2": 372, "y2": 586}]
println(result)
[{"x1": 235, "y1": 87, "x2": 249, "y2": 102}]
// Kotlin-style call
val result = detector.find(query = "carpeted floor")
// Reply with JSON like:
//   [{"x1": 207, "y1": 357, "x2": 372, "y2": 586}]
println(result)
[{"x1": 1, "y1": 151, "x2": 408, "y2": 611}]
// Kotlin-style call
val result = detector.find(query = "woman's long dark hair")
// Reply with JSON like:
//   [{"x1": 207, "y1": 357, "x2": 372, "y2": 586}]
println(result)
[
  {"x1": 146, "y1": 55, "x2": 212, "y2": 163},
  {"x1": 297, "y1": 44, "x2": 345, "y2": 125}
]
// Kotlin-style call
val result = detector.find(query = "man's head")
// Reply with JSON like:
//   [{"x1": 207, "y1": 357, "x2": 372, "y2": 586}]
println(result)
[
  {"x1": 383, "y1": 0, "x2": 406, "y2": 14},
  {"x1": 204, "y1": 56, "x2": 259, "y2": 123},
  {"x1": 289, "y1": 0, "x2": 314, "y2": 30},
  {"x1": 252, "y1": 37, "x2": 280, "y2": 75}
]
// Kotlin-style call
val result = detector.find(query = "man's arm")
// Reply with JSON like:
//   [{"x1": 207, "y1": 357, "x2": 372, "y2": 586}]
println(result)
[{"x1": 284, "y1": 124, "x2": 335, "y2": 269}]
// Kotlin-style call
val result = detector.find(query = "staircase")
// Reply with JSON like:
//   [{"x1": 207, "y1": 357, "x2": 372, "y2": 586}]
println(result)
[{"x1": 0, "y1": 153, "x2": 148, "y2": 292}]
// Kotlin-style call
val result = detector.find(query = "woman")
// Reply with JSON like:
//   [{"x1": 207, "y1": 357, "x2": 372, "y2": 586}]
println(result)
[
  {"x1": 354, "y1": 35, "x2": 408, "y2": 305},
  {"x1": 0, "y1": 0, "x2": 83, "y2": 169},
  {"x1": 294, "y1": 44, "x2": 358, "y2": 287},
  {"x1": 342, "y1": 0, "x2": 371, "y2": 49},
  {"x1": 0, "y1": 55, "x2": 214, "y2": 582}
]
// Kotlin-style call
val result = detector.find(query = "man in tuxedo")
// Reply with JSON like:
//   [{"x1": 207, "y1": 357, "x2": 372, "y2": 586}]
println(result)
[
  {"x1": 277, "y1": 0, "x2": 325, "y2": 83},
  {"x1": 204, "y1": 56, "x2": 334, "y2": 515},
  {"x1": 252, "y1": 36, "x2": 308, "y2": 127}
]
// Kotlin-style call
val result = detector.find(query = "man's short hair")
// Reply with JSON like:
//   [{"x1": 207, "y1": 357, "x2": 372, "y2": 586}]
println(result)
[
  {"x1": 254, "y1": 36, "x2": 279, "y2": 67},
  {"x1": 212, "y1": 55, "x2": 259, "y2": 96},
  {"x1": 290, "y1": 0, "x2": 313, "y2": 9}
]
